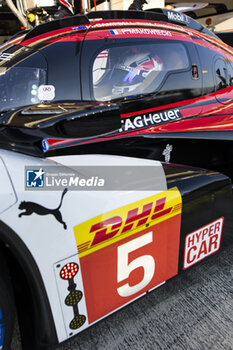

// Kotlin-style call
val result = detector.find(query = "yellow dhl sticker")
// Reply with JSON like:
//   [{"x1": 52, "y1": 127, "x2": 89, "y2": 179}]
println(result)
[{"x1": 74, "y1": 187, "x2": 182, "y2": 258}]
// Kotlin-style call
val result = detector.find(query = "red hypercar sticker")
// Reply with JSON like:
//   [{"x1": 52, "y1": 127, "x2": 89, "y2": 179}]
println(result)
[
  {"x1": 183, "y1": 217, "x2": 224, "y2": 269},
  {"x1": 74, "y1": 188, "x2": 182, "y2": 324}
]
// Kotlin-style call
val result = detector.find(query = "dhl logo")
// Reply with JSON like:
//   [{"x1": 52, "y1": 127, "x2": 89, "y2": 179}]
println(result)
[{"x1": 74, "y1": 187, "x2": 182, "y2": 257}]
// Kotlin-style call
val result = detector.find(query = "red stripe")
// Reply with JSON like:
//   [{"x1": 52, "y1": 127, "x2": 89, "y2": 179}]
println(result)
[
  {"x1": 21, "y1": 26, "x2": 88, "y2": 46},
  {"x1": 121, "y1": 94, "x2": 216, "y2": 119},
  {"x1": 78, "y1": 241, "x2": 91, "y2": 248}
]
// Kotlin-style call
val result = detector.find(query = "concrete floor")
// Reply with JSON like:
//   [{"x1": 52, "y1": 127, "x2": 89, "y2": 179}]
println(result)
[{"x1": 11, "y1": 241, "x2": 233, "y2": 350}]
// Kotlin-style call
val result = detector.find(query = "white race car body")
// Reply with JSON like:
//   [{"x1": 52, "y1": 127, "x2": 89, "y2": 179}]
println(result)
[{"x1": 0, "y1": 150, "x2": 172, "y2": 344}]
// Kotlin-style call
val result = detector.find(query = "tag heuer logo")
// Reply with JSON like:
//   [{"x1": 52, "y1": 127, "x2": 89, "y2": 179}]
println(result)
[{"x1": 26, "y1": 168, "x2": 45, "y2": 188}]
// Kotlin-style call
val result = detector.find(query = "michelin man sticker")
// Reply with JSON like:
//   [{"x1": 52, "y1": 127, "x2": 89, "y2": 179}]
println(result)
[
  {"x1": 163, "y1": 144, "x2": 173, "y2": 163},
  {"x1": 38, "y1": 85, "x2": 55, "y2": 101}
]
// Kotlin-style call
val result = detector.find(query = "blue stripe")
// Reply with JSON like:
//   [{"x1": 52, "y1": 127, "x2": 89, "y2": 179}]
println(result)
[{"x1": 0, "y1": 309, "x2": 4, "y2": 347}]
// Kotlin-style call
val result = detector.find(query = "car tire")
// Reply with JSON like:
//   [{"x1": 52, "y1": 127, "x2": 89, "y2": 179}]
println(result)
[{"x1": 0, "y1": 250, "x2": 15, "y2": 350}]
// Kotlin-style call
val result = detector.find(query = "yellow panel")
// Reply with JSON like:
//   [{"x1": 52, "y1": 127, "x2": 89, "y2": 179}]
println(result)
[{"x1": 74, "y1": 187, "x2": 182, "y2": 257}]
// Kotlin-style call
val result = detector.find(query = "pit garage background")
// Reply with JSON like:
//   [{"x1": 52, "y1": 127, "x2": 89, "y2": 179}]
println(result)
[{"x1": 1, "y1": 0, "x2": 233, "y2": 44}]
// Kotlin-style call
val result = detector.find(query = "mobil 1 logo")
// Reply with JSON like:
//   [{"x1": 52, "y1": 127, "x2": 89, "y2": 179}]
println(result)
[
  {"x1": 166, "y1": 10, "x2": 190, "y2": 24},
  {"x1": 119, "y1": 108, "x2": 182, "y2": 132}
]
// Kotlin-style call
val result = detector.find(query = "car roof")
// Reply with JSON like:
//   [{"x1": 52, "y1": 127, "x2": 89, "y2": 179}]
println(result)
[{"x1": 18, "y1": 9, "x2": 233, "y2": 59}]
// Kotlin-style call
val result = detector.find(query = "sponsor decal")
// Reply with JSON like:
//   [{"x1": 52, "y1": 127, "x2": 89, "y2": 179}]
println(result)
[
  {"x1": 74, "y1": 188, "x2": 182, "y2": 324},
  {"x1": 119, "y1": 108, "x2": 182, "y2": 132},
  {"x1": 54, "y1": 255, "x2": 88, "y2": 336},
  {"x1": 60, "y1": 263, "x2": 86, "y2": 329},
  {"x1": 18, "y1": 188, "x2": 68, "y2": 229},
  {"x1": 183, "y1": 217, "x2": 224, "y2": 269},
  {"x1": 167, "y1": 11, "x2": 190, "y2": 24},
  {"x1": 38, "y1": 85, "x2": 55, "y2": 101},
  {"x1": 74, "y1": 187, "x2": 181, "y2": 256},
  {"x1": 163, "y1": 144, "x2": 173, "y2": 162}
]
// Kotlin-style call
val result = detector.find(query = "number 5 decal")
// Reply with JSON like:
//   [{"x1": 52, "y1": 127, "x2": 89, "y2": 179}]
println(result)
[{"x1": 117, "y1": 231, "x2": 155, "y2": 297}]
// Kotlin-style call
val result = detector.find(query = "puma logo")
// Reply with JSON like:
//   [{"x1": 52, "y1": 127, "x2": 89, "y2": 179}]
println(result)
[{"x1": 18, "y1": 188, "x2": 68, "y2": 229}]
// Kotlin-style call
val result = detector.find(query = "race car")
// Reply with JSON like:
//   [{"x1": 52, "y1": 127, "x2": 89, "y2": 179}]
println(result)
[{"x1": 0, "y1": 8, "x2": 233, "y2": 350}]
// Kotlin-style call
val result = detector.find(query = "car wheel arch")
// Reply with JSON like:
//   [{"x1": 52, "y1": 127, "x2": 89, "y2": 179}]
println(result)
[{"x1": 0, "y1": 220, "x2": 58, "y2": 350}]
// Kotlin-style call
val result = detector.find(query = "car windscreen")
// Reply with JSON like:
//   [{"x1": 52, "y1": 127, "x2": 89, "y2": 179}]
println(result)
[
  {"x1": 92, "y1": 42, "x2": 190, "y2": 101},
  {"x1": 0, "y1": 46, "x2": 47, "y2": 112},
  {"x1": 0, "y1": 67, "x2": 47, "y2": 112}
]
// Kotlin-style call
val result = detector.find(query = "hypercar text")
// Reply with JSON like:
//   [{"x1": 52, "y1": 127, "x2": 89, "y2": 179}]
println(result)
[{"x1": 183, "y1": 217, "x2": 224, "y2": 269}]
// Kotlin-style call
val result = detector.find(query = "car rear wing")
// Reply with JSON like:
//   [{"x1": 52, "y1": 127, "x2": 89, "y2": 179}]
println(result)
[{"x1": 21, "y1": 9, "x2": 219, "y2": 44}]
